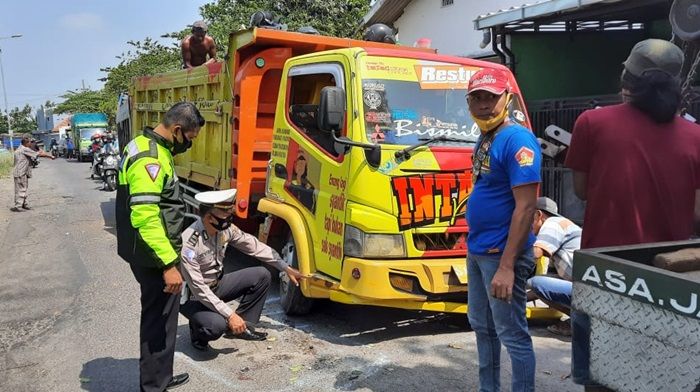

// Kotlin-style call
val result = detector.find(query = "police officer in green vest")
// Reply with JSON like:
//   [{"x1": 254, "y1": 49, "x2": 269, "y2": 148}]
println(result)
[{"x1": 116, "y1": 102, "x2": 204, "y2": 392}]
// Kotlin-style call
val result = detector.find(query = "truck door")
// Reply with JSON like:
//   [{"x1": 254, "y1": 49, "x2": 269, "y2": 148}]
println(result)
[{"x1": 282, "y1": 59, "x2": 351, "y2": 280}]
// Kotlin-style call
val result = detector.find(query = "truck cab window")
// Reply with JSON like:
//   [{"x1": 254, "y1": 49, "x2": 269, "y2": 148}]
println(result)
[{"x1": 288, "y1": 69, "x2": 342, "y2": 157}]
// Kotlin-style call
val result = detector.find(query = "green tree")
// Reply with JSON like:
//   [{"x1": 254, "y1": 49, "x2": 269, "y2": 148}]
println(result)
[
  {"x1": 54, "y1": 89, "x2": 106, "y2": 115},
  {"x1": 0, "y1": 104, "x2": 37, "y2": 134},
  {"x1": 99, "y1": 37, "x2": 181, "y2": 119},
  {"x1": 200, "y1": 0, "x2": 371, "y2": 50}
]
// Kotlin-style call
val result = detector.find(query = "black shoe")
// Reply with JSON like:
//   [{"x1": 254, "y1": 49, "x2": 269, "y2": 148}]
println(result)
[
  {"x1": 21, "y1": 205, "x2": 31, "y2": 210},
  {"x1": 10, "y1": 207, "x2": 22, "y2": 212},
  {"x1": 166, "y1": 373, "x2": 190, "y2": 390},
  {"x1": 191, "y1": 339, "x2": 210, "y2": 351},
  {"x1": 231, "y1": 328, "x2": 268, "y2": 341}
]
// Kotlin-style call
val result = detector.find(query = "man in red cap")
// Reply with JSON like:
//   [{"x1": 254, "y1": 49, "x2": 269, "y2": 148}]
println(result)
[{"x1": 465, "y1": 67, "x2": 541, "y2": 392}]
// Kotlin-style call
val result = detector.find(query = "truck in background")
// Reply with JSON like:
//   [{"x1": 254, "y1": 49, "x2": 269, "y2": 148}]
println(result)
[
  {"x1": 120, "y1": 27, "x2": 558, "y2": 318},
  {"x1": 71, "y1": 113, "x2": 108, "y2": 161}
]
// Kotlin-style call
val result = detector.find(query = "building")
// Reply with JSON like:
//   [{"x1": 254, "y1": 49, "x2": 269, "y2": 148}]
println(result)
[{"x1": 361, "y1": 0, "x2": 522, "y2": 59}]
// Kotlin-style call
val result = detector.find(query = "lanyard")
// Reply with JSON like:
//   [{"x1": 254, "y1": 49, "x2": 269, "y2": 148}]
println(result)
[{"x1": 472, "y1": 131, "x2": 497, "y2": 184}]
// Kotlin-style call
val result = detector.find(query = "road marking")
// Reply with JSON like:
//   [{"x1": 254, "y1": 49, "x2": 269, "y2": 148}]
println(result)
[{"x1": 174, "y1": 351, "x2": 239, "y2": 389}]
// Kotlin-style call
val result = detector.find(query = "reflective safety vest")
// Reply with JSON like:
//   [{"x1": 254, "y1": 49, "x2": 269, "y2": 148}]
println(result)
[{"x1": 116, "y1": 127, "x2": 185, "y2": 269}]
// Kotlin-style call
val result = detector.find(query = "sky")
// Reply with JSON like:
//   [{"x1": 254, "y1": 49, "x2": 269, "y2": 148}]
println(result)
[{"x1": 0, "y1": 0, "x2": 206, "y2": 113}]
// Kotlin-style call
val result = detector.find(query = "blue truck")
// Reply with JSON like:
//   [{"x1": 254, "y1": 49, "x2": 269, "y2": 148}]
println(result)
[{"x1": 71, "y1": 113, "x2": 108, "y2": 162}]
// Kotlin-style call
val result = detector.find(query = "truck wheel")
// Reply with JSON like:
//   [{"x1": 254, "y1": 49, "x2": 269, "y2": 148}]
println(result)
[{"x1": 279, "y1": 234, "x2": 314, "y2": 315}]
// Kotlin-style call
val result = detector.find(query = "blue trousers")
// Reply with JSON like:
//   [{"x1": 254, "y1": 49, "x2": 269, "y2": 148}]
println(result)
[{"x1": 467, "y1": 251, "x2": 536, "y2": 392}]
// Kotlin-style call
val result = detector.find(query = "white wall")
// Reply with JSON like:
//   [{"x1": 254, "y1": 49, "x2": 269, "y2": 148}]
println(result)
[{"x1": 394, "y1": 0, "x2": 517, "y2": 58}]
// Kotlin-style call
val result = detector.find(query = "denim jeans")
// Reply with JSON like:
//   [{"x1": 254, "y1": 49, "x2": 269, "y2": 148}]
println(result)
[
  {"x1": 467, "y1": 251, "x2": 536, "y2": 392},
  {"x1": 571, "y1": 311, "x2": 595, "y2": 385},
  {"x1": 528, "y1": 276, "x2": 572, "y2": 309}
]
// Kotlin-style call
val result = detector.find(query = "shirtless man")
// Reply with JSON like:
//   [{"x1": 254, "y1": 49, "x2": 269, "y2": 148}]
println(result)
[{"x1": 181, "y1": 20, "x2": 217, "y2": 69}]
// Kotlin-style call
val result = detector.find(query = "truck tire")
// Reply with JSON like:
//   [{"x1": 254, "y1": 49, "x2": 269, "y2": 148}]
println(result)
[{"x1": 279, "y1": 234, "x2": 314, "y2": 315}]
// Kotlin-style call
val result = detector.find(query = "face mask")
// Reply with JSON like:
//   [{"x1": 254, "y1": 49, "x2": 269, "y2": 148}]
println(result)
[
  {"x1": 471, "y1": 94, "x2": 511, "y2": 133},
  {"x1": 210, "y1": 214, "x2": 234, "y2": 231},
  {"x1": 172, "y1": 128, "x2": 192, "y2": 155}
]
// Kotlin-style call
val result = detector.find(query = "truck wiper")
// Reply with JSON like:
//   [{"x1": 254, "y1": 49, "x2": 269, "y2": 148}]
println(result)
[{"x1": 394, "y1": 135, "x2": 458, "y2": 161}]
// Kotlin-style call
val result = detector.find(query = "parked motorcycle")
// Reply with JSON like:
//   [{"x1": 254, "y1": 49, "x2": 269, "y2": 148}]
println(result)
[{"x1": 100, "y1": 151, "x2": 119, "y2": 191}]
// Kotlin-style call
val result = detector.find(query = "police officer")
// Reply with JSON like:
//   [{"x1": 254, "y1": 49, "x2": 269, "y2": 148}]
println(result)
[
  {"x1": 11, "y1": 135, "x2": 54, "y2": 212},
  {"x1": 116, "y1": 102, "x2": 204, "y2": 392},
  {"x1": 180, "y1": 189, "x2": 306, "y2": 351}
]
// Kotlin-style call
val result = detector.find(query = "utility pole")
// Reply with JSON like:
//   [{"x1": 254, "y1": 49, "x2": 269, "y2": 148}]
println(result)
[{"x1": 0, "y1": 34, "x2": 22, "y2": 151}]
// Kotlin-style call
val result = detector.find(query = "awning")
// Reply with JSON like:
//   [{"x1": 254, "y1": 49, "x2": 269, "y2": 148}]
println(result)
[
  {"x1": 474, "y1": 0, "x2": 669, "y2": 32},
  {"x1": 361, "y1": 0, "x2": 413, "y2": 27}
]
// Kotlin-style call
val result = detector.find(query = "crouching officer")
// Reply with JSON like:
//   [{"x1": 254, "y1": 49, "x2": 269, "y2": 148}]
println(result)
[
  {"x1": 180, "y1": 189, "x2": 306, "y2": 351},
  {"x1": 116, "y1": 102, "x2": 204, "y2": 392}
]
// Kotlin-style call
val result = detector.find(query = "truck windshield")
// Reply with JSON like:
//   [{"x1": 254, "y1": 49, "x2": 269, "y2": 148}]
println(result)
[
  {"x1": 362, "y1": 79, "x2": 479, "y2": 146},
  {"x1": 80, "y1": 128, "x2": 106, "y2": 140}
]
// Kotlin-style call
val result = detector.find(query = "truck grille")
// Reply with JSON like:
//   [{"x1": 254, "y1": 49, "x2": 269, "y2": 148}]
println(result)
[{"x1": 413, "y1": 232, "x2": 467, "y2": 251}]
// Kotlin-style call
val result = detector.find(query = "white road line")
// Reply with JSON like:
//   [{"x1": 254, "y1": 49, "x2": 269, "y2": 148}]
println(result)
[{"x1": 174, "y1": 351, "x2": 239, "y2": 389}]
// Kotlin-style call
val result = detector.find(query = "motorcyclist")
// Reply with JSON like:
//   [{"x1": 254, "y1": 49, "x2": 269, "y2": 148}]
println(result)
[
  {"x1": 101, "y1": 132, "x2": 117, "y2": 155},
  {"x1": 90, "y1": 134, "x2": 104, "y2": 178},
  {"x1": 49, "y1": 139, "x2": 58, "y2": 157}
]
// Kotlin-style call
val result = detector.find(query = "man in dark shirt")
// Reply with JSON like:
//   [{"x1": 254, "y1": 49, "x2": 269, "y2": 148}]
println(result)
[
  {"x1": 181, "y1": 20, "x2": 217, "y2": 69},
  {"x1": 566, "y1": 39, "x2": 700, "y2": 249},
  {"x1": 565, "y1": 39, "x2": 700, "y2": 391}
]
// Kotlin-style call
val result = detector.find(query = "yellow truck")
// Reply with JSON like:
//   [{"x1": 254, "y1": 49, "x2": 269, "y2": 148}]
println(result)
[{"x1": 120, "y1": 27, "x2": 557, "y2": 318}]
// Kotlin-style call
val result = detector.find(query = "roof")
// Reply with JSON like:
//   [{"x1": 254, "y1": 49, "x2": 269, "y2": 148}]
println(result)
[
  {"x1": 474, "y1": 0, "x2": 669, "y2": 32},
  {"x1": 361, "y1": 0, "x2": 413, "y2": 27}
]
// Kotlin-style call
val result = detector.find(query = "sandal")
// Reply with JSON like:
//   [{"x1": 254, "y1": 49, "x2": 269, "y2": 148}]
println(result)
[{"x1": 547, "y1": 320, "x2": 572, "y2": 336}]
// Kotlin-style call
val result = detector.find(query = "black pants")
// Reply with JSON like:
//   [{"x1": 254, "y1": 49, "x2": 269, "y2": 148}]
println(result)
[
  {"x1": 130, "y1": 264, "x2": 180, "y2": 392},
  {"x1": 180, "y1": 266, "x2": 271, "y2": 344}
]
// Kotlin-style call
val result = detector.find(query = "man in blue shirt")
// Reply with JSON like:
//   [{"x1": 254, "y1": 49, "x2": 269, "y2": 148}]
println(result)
[{"x1": 465, "y1": 68, "x2": 541, "y2": 392}]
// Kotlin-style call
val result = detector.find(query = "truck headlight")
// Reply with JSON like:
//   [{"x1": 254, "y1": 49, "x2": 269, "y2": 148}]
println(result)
[{"x1": 343, "y1": 225, "x2": 406, "y2": 258}]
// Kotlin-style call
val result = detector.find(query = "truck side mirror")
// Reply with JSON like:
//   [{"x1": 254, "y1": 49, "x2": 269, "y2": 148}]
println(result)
[{"x1": 318, "y1": 86, "x2": 345, "y2": 133}]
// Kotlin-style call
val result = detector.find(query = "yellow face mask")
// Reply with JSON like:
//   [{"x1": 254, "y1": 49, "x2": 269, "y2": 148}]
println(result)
[{"x1": 471, "y1": 94, "x2": 512, "y2": 133}]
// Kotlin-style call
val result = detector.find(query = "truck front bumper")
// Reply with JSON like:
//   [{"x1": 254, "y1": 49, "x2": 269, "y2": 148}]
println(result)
[{"x1": 304, "y1": 256, "x2": 560, "y2": 318}]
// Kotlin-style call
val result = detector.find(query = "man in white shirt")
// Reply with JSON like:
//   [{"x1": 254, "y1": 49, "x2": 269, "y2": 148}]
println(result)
[{"x1": 529, "y1": 197, "x2": 581, "y2": 336}]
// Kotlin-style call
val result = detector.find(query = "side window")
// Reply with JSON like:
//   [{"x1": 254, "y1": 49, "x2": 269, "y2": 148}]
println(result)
[{"x1": 287, "y1": 64, "x2": 344, "y2": 157}]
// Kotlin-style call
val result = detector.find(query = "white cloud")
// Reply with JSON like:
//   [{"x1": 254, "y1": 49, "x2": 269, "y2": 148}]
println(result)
[{"x1": 59, "y1": 12, "x2": 104, "y2": 31}]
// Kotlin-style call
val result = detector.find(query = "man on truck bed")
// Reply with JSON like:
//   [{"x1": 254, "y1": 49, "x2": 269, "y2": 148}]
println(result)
[
  {"x1": 465, "y1": 68, "x2": 542, "y2": 392},
  {"x1": 181, "y1": 20, "x2": 216, "y2": 69},
  {"x1": 565, "y1": 39, "x2": 700, "y2": 391},
  {"x1": 116, "y1": 102, "x2": 204, "y2": 392}
]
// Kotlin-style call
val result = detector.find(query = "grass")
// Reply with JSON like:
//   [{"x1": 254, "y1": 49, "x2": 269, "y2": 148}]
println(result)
[{"x1": 0, "y1": 152, "x2": 13, "y2": 178}]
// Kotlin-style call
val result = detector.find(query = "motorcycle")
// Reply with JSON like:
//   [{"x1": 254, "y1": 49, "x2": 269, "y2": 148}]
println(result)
[
  {"x1": 100, "y1": 151, "x2": 119, "y2": 191},
  {"x1": 90, "y1": 150, "x2": 103, "y2": 180}
]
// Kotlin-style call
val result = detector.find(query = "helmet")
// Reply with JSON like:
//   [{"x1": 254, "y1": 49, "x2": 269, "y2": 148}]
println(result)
[
  {"x1": 363, "y1": 23, "x2": 396, "y2": 44},
  {"x1": 250, "y1": 11, "x2": 276, "y2": 28},
  {"x1": 298, "y1": 26, "x2": 319, "y2": 35}
]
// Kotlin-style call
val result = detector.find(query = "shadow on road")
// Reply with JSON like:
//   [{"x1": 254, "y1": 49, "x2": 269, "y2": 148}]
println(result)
[
  {"x1": 275, "y1": 303, "x2": 469, "y2": 347},
  {"x1": 331, "y1": 352, "x2": 474, "y2": 391},
  {"x1": 174, "y1": 324, "x2": 240, "y2": 362},
  {"x1": 79, "y1": 357, "x2": 138, "y2": 391},
  {"x1": 100, "y1": 198, "x2": 116, "y2": 236}
]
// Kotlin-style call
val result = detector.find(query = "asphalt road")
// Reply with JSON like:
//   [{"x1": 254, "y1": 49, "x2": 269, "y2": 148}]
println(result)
[{"x1": 0, "y1": 158, "x2": 580, "y2": 391}]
